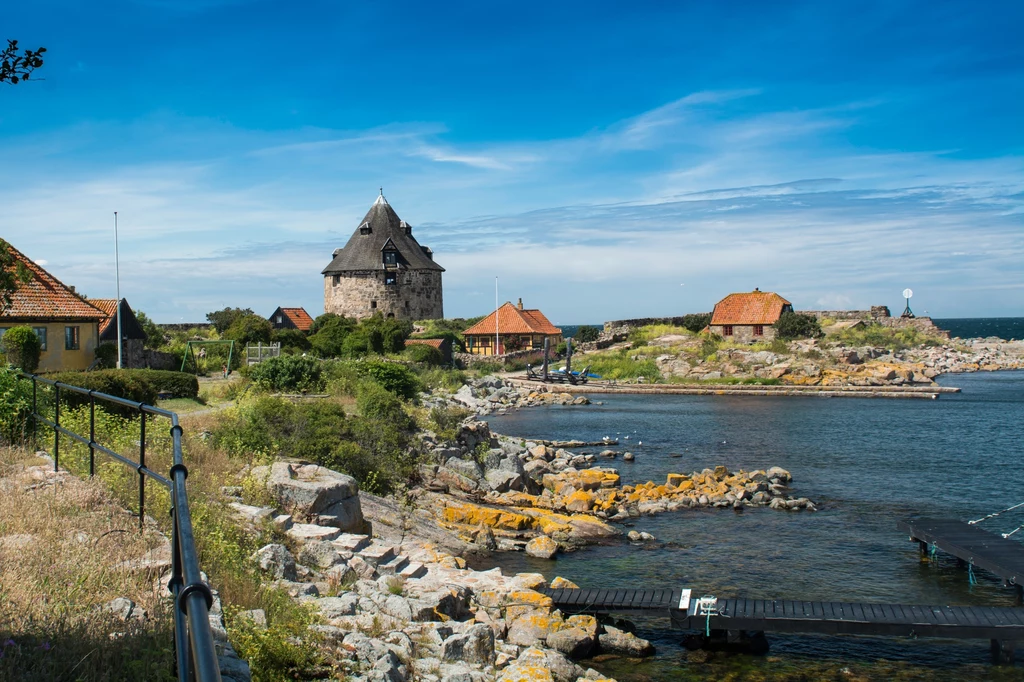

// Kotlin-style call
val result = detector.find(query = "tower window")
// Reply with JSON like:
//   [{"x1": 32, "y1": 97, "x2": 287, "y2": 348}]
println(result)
[
  {"x1": 332, "y1": 275, "x2": 340, "y2": 286},
  {"x1": 385, "y1": 273, "x2": 397, "y2": 285},
  {"x1": 383, "y1": 250, "x2": 398, "y2": 267},
  {"x1": 359, "y1": 222, "x2": 372, "y2": 235},
  {"x1": 370, "y1": 301, "x2": 377, "y2": 309}
]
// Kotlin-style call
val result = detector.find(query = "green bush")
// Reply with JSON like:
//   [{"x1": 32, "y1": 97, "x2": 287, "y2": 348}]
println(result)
[
  {"x1": 309, "y1": 314, "x2": 357, "y2": 358},
  {"x1": 94, "y1": 342, "x2": 118, "y2": 369},
  {"x1": 2, "y1": 326, "x2": 41, "y2": 372},
  {"x1": 773, "y1": 312, "x2": 822, "y2": 340},
  {"x1": 0, "y1": 366, "x2": 32, "y2": 441},
  {"x1": 130, "y1": 370, "x2": 200, "y2": 399},
  {"x1": 573, "y1": 325, "x2": 601, "y2": 343},
  {"x1": 429, "y1": 405, "x2": 472, "y2": 441},
  {"x1": 206, "y1": 307, "x2": 254, "y2": 334},
  {"x1": 699, "y1": 336, "x2": 721, "y2": 360},
  {"x1": 355, "y1": 360, "x2": 422, "y2": 399},
  {"x1": 403, "y1": 343, "x2": 444, "y2": 366},
  {"x1": 249, "y1": 356, "x2": 324, "y2": 393},
  {"x1": 272, "y1": 328, "x2": 311, "y2": 354},
  {"x1": 681, "y1": 314, "x2": 712, "y2": 333},
  {"x1": 46, "y1": 370, "x2": 159, "y2": 414},
  {"x1": 224, "y1": 314, "x2": 273, "y2": 346},
  {"x1": 415, "y1": 367, "x2": 467, "y2": 392},
  {"x1": 356, "y1": 381, "x2": 413, "y2": 428}
]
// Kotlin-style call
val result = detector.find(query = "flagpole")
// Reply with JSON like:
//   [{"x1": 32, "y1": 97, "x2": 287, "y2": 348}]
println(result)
[{"x1": 114, "y1": 211, "x2": 123, "y2": 370}]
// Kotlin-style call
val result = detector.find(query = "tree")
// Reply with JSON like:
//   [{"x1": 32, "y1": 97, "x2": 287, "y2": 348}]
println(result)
[
  {"x1": 573, "y1": 325, "x2": 601, "y2": 343},
  {"x1": 681, "y1": 313, "x2": 712, "y2": 333},
  {"x1": 773, "y1": 312, "x2": 822, "y2": 340},
  {"x1": 309, "y1": 314, "x2": 357, "y2": 358},
  {"x1": 2, "y1": 326, "x2": 41, "y2": 372},
  {"x1": 206, "y1": 307, "x2": 254, "y2": 334},
  {"x1": 134, "y1": 310, "x2": 166, "y2": 349},
  {"x1": 1, "y1": 40, "x2": 45, "y2": 85},
  {"x1": 223, "y1": 314, "x2": 272, "y2": 346},
  {"x1": 273, "y1": 328, "x2": 312, "y2": 353}
]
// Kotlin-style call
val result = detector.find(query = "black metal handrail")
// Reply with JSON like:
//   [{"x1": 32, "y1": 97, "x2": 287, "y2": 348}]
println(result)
[{"x1": 18, "y1": 371, "x2": 223, "y2": 682}]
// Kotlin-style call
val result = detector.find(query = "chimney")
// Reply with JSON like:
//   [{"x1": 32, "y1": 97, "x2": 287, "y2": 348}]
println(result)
[{"x1": 517, "y1": 298, "x2": 524, "y2": 310}]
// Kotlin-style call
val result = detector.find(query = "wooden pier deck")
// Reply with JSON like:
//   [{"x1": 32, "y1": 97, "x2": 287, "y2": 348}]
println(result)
[
  {"x1": 898, "y1": 517, "x2": 1024, "y2": 592},
  {"x1": 542, "y1": 587, "x2": 1024, "y2": 659}
]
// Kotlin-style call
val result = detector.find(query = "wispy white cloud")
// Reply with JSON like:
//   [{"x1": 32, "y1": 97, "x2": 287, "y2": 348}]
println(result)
[{"x1": 1, "y1": 89, "x2": 1021, "y2": 322}]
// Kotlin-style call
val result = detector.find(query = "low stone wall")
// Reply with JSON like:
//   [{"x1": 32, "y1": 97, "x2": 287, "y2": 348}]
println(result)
[
  {"x1": 799, "y1": 306, "x2": 891, "y2": 321},
  {"x1": 603, "y1": 314, "x2": 710, "y2": 331},
  {"x1": 455, "y1": 348, "x2": 547, "y2": 368}
]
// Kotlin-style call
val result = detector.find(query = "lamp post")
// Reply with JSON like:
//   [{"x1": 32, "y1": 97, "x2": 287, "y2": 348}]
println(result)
[{"x1": 114, "y1": 211, "x2": 123, "y2": 369}]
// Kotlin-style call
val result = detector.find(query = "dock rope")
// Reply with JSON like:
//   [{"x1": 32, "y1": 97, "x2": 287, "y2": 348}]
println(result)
[
  {"x1": 695, "y1": 596, "x2": 720, "y2": 637},
  {"x1": 968, "y1": 563, "x2": 977, "y2": 586},
  {"x1": 1003, "y1": 523, "x2": 1024, "y2": 539},
  {"x1": 968, "y1": 501, "x2": 1024, "y2": 525}
]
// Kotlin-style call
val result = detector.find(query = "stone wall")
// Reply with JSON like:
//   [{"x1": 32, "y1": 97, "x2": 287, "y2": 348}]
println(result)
[
  {"x1": 708, "y1": 324, "x2": 778, "y2": 344},
  {"x1": 799, "y1": 306, "x2": 891, "y2": 321},
  {"x1": 325, "y1": 269, "x2": 443, "y2": 321},
  {"x1": 603, "y1": 314, "x2": 711, "y2": 331},
  {"x1": 455, "y1": 348, "x2": 547, "y2": 368}
]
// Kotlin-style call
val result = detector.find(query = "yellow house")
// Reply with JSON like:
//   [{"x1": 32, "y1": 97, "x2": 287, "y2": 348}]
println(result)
[
  {"x1": 0, "y1": 241, "x2": 105, "y2": 372},
  {"x1": 463, "y1": 299, "x2": 562, "y2": 356}
]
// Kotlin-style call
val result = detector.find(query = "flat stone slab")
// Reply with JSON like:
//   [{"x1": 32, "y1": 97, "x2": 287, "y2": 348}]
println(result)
[
  {"x1": 229, "y1": 502, "x2": 276, "y2": 523},
  {"x1": 286, "y1": 524, "x2": 342, "y2": 543},
  {"x1": 359, "y1": 543, "x2": 396, "y2": 567},
  {"x1": 332, "y1": 534, "x2": 371, "y2": 553},
  {"x1": 376, "y1": 554, "x2": 410, "y2": 576},
  {"x1": 399, "y1": 561, "x2": 427, "y2": 579}
]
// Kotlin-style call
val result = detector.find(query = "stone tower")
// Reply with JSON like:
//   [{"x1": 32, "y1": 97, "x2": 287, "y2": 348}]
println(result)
[{"x1": 322, "y1": 195, "x2": 444, "y2": 320}]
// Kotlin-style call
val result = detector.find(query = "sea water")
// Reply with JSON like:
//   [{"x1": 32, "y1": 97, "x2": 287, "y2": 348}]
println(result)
[{"x1": 480, "y1": 371, "x2": 1024, "y2": 680}]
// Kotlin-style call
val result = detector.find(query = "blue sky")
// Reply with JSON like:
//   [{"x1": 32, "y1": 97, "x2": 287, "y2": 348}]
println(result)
[{"x1": 2, "y1": 0, "x2": 1022, "y2": 323}]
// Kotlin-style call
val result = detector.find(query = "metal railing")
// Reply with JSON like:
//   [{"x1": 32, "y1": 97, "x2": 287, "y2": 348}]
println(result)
[{"x1": 19, "y1": 371, "x2": 223, "y2": 682}]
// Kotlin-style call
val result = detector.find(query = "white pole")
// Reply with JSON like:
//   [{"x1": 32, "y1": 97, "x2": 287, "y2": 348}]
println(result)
[
  {"x1": 495, "y1": 277, "x2": 499, "y2": 357},
  {"x1": 114, "y1": 211, "x2": 123, "y2": 370}
]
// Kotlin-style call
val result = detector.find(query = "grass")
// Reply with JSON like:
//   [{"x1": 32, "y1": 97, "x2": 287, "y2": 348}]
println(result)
[
  {"x1": 581, "y1": 347, "x2": 663, "y2": 381},
  {"x1": 156, "y1": 397, "x2": 210, "y2": 413},
  {"x1": 828, "y1": 323, "x2": 947, "y2": 351},
  {"x1": 0, "y1": 446, "x2": 175, "y2": 681},
  {"x1": 627, "y1": 324, "x2": 694, "y2": 345}
]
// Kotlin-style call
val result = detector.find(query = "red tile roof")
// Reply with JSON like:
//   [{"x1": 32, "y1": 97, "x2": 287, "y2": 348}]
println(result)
[
  {"x1": 89, "y1": 298, "x2": 119, "y2": 335},
  {"x1": 274, "y1": 307, "x2": 314, "y2": 331},
  {"x1": 0, "y1": 242, "x2": 106, "y2": 321},
  {"x1": 463, "y1": 302, "x2": 562, "y2": 337},
  {"x1": 406, "y1": 338, "x2": 446, "y2": 349},
  {"x1": 710, "y1": 290, "x2": 791, "y2": 326}
]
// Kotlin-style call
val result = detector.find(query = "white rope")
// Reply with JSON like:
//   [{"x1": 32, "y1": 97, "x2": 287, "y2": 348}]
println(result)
[
  {"x1": 968, "y1": 501, "x2": 1024, "y2": 525},
  {"x1": 1003, "y1": 524, "x2": 1024, "y2": 539}
]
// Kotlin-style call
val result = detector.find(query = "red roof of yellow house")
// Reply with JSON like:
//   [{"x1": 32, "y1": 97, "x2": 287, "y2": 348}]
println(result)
[
  {"x1": 710, "y1": 289, "x2": 791, "y2": 326},
  {"x1": 0, "y1": 242, "x2": 106, "y2": 320},
  {"x1": 463, "y1": 301, "x2": 561, "y2": 336}
]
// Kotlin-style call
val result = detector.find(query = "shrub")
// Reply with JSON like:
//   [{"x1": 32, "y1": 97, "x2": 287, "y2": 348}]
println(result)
[
  {"x1": 768, "y1": 338, "x2": 789, "y2": 354},
  {"x1": 403, "y1": 343, "x2": 444, "y2": 366},
  {"x1": 573, "y1": 325, "x2": 601, "y2": 343},
  {"x1": 130, "y1": 370, "x2": 200, "y2": 399},
  {"x1": 212, "y1": 396, "x2": 350, "y2": 464},
  {"x1": 681, "y1": 313, "x2": 712, "y2": 333},
  {"x1": 0, "y1": 366, "x2": 32, "y2": 441},
  {"x1": 206, "y1": 307, "x2": 254, "y2": 334},
  {"x1": 309, "y1": 315, "x2": 357, "y2": 358},
  {"x1": 224, "y1": 314, "x2": 273, "y2": 346},
  {"x1": 773, "y1": 312, "x2": 822, "y2": 340},
  {"x1": 249, "y1": 356, "x2": 324, "y2": 393},
  {"x1": 555, "y1": 341, "x2": 567, "y2": 356},
  {"x1": 46, "y1": 370, "x2": 159, "y2": 415},
  {"x1": 356, "y1": 381, "x2": 413, "y2": 428},
  {"x1": 355, "y1": 360, "x2": 422, "y2": 399},
  {"x1": 429, "y1": 405, "x2": 472, "y2": 441},
  {"x1": 2, "y1": 326, "x2": 41, "y2": 372},
  {"x1": 699, "y1": 337, "x2": 720, "y2": 360},
  {"x1": 94, "y1": 342, "x2": 118, "y2": 369},
  {"x1": 272, "y1": 329, "x2": 311, "y2": 353},
  {"x1": 415, "y1": 367, "x2": 466, "y2": 392}
]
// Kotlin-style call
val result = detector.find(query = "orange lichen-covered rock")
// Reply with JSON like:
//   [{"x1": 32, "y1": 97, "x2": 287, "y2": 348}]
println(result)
[
  {"x1": 441, "y1": 501, "x2": 534, "y2": 531},
  {"x1": 549, "y1": 576, "x2": 579, "y2": 589},
  {"x1": 666, "y1": 473, "x2": 689, "y2": 488},
  {"x1": 564, "y1": 490, "x2": 594, "y2": 513}
]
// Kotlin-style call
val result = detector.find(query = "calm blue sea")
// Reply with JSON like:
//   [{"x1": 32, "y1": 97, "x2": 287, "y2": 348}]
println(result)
[
  {"x1": 562, "y1": 318, "x2": 1024, "y2": 341},
  {"x1": 480, "y1": 371, "x2": 1024, "y2": 680}
]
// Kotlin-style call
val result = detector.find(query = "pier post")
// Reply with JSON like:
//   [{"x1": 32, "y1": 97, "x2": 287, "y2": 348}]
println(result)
[{"x1": 991, "y1": 639, "x2": 1015, "y2": 665}]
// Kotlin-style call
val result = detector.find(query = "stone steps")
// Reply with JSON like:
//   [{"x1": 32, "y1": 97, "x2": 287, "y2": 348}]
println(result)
[
  {"x1": 399, "y1": 561, "x2": 427, "y2": 579},
  {"x1": 286, "y1": 524, "x2": 342, "y2": 543},
  {"x1": 376, "y1": 554, "x2": 410, "y2": 576},
  {"x1": 359, "y1": 543, "x2": 396, "y2": 567},
  {"x1": 332, "y1": 533, "x2": 371, "y2": 553}
]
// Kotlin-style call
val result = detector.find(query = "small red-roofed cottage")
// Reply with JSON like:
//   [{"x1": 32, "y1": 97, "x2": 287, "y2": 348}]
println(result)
[
  {"x1": 463, "y1": 299, "x2": 562, "y2": 356},
  {"x1": 268, "y1": 307, "x2": 314, "y2": 332},
  {"x1": 709, "y1": 288, "x2": 793, "y2": 343},
  {"x1": 0, "y1": 241, "x2": 106, "y2": 371},
  {"x1": 88, "y1": 297, "x2": 148, "y2": 368}
]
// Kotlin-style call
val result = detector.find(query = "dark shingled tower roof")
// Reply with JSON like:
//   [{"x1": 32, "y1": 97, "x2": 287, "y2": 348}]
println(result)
[{"x1": 322, "y1": 195, "x2": 444, "y2": 274}]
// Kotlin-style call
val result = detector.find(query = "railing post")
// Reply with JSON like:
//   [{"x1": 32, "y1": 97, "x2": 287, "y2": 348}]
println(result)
[
  {"x1": 53, "y1": 384, "x2": 60, "y2": 473},
  {"x1": 139, "y1": 409, "x2": 146, "y2": 532},
  {"x1": 89, "y1": 392, "x2": 96, "y2": 477}
]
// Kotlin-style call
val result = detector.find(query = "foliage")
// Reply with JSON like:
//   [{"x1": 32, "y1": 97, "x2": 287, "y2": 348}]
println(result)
[
  {"x1": 830, "y1": 323, "x2": 946, "y2": 351},
  {"x1": 309, "y1": 315, "x2": 356, "y2": 358},
  {"x1": 249, "y1": 355, "x2": 324, "y2": 393},
  {"x1": 0, "y1": 367, "x2": 32, "y2": 441},
  {"x1": 356, "y1": 381, "x2": 413, "y2": 426},
  {"x1": 681, "y1": 313, "x2": 712, "y2": 333},
  {"x1": 229, "y1": 606, "x2": 324, "y2": 682},
  {"x1": 501, "y1": 335, "x2": 524, "y2": 352},
  {"x1": 354, "y1": 360, "x2": 422, "y2": 399},
  {"x1": 415, "y1": 316, "x2": 483, "y2": 348},
  {"x1": 206, "y1": 307, "x2": 255, "y2": 334},
  {"x1": 224, "y1": 314, "x2": 273, "y2": 346},
  {"x1": 627, "y1": 324, "x2": 692, "y2": 345},
  {"x1": 1, "y1": 40, "x2": 46, "y2": 85},
  {"x1": 0, "y1": 240, "x2": 34, "y2": 313},
  {"x1": 359, "y1": 315, "x2": 413, "y2": 355},
  {"x1": 403, "y1": 343, "x2": 444, "y2": 366},
  {"x1": 572, "y1": 325, "x2": 601, "y2": 343},
  {"x1": 46, "y1": 370, "x2": 159, "y2": 413},
  {"x1": 414, "y1": 367, "x2": 466, "y2": 392},
  {"x1": 94, "y1": 342, "x2": 118, "y2": 369},
  {"x1": 129, "y1": 370, "x2": 200, "y2": 399},
  {"x1": 134, "y1": 310, "x2": 166, "y2": 349},
  {"x1": 773, "y1": 312, "x2": 823, "y2": 340},
  {"x1": 412, "y1": 330, "x2": 465, "y2": 352},
  {"x1": 699, "y1": 336, "x2": 721, "y2": 360},
  {"x1": 2, "y1": 326, "x2": 41, "y2": 372},
  {"x1": 582, "y1": 348, "x2": 662, "y2": 381},
  {"x1": 271, "y1": 328, "x2": 311, "y2": 354},
  {"x1": 429, "y1": 405, "x2": 471, "y2": 441},
  {"x1": 555, "y1": 341, "x2": 567, "y2": 356},
  {"x1": 768, "y1": 338, "x2": 789, "y2": 354}
]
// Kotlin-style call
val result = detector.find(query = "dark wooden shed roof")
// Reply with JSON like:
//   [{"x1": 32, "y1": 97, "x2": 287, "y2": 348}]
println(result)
[{"x1": 322, "y1": 195, "x2": 444, "y2": 275}]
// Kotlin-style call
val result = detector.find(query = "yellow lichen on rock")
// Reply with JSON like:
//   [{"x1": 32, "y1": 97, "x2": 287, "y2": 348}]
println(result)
[{"x1": 441, "y1": 501, "x2": 534, "y2": 531}]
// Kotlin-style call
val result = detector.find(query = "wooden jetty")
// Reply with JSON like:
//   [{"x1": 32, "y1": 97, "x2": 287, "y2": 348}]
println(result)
[
  {"x1": 542, "y1": 586, "x2": 1024, "y2": 662},
  {"x1": 898, "y1": 517, "x2": 1024, "y2": 597}
]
